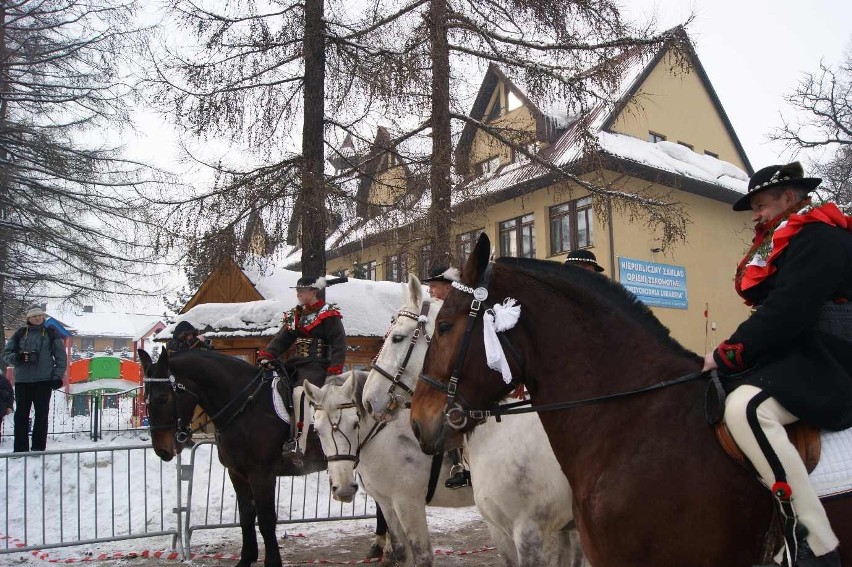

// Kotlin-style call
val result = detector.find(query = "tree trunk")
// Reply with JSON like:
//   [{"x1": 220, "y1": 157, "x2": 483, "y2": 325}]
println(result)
[
  {"x1": 300, "y1": 0, "x2": 327, "y2": 279},
  {"x1": 0, "y1": 2, "x2": 10, "y2": 345},
  {"x1": 427, "y1": 0, "x2": 453, "y2": 266}
]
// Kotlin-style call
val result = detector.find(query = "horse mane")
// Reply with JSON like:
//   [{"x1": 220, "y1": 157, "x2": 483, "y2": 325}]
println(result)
[
  {"x1": 324, "y1": 370, "x2": 370, "y2": 414},
  {"x1": 495, "y1": 257, "x2": 700, "y2": 362}
]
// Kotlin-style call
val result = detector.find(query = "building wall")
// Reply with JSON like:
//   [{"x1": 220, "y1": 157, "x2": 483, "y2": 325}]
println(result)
[
  {"x1": 370, "y1": 160, "x2": 409, "y2": 206},
  {"x1": 469, "y1": 102, "x2": 537, "y2": 167},
  {"x1": 327, "y1": 173, "x2": 753, "y2": 353},
  {"x1": 609, "y1": 50, "x2": 749, "y2": 170},
  {"x1": 70, "y1": 336, "x2": 131, "y2": 352}
]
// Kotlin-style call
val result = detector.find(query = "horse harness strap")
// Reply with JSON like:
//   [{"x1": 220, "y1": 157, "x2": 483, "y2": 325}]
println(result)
[
  {"x1": 313, "y1": 401, "x2": 388, "y2": 467},
  {"x1": 370, "y1": 300, "x2": 433, "y2": 410}
]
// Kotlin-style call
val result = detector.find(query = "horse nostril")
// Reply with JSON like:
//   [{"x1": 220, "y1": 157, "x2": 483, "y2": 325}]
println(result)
[
  {"x1": 412, "y1": 421, "x2": 421, "y2": 441},
  {"x1": 331, "y1": 485, "x2": 339, "y2": 494}
]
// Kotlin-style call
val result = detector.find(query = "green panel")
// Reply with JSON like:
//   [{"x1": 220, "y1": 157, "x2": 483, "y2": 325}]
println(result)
[{"x1": 89, "y1": 357, "x2": 121, "y2": 380}]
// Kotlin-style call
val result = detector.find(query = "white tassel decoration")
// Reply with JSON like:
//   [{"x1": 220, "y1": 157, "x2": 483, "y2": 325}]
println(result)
[{"x1": 483, "y1": 298, "x2": 521, "y2": 384}]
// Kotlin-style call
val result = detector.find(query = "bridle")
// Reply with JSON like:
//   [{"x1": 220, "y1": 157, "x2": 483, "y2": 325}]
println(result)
[
  {"x1": 313, "y1": 400, "x2": 385, "y2": 467},
  {"x1": 143, "y1": 368, "x2": 272, "y2": 446},
  {"x1": 369, "y1": 299, "x2": 432, "y2": 417},
  {"x1": 417, "y1": 262, "x2": 708, "y2": 430},
  {"x1": 418, "y1": 262, "x2": 517, "y2": 430}
]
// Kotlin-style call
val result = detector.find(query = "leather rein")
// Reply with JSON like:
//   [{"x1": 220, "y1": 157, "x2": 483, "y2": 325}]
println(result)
[
  {"x1": 417, "y1": 262, "x2": 707, "y2": 429},
  {"x1": 144, "y1": 368, "x2": 271, "y2": 445}
]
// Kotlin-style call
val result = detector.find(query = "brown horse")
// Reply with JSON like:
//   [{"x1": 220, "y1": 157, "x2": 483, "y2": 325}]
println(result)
[
  {"x1": 139, "y1": 348, "x2": 329, "y2": 567},
  {"x1": 409, "y1": 234, "x2": 851, "y2": 567}
]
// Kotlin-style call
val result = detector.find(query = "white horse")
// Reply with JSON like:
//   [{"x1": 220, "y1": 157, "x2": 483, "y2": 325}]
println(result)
[
  {"x1": 361, "y1": 274, "x2": 586, "y2": 567},
  {"x1": 304, "y1": 371, "x2": 475, "y2": 567}
]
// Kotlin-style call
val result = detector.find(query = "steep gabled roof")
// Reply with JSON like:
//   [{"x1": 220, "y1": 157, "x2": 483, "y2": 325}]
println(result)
[{"x1": 180, "y1": 258, "x2": 264, "y2": 314}]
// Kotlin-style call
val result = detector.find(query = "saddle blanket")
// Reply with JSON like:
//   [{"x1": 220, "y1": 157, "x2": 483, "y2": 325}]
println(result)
[
  {"x1": 272, "y1": 375, "x2": 290, "y2": 424},
  {"x1": 812, "y1": 427, "x2": 852, "y2": 498}
]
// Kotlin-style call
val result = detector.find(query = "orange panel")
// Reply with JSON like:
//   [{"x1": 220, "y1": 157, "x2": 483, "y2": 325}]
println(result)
[
  {"x1": 69, "y1": 359, "x2": 91, "y2": 384},
  {"x1": 120, "y1": 359, "x2": 143, "y2": 383}
]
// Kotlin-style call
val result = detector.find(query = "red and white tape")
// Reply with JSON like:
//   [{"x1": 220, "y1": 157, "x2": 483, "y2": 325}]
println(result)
[{"x1": 2, "y1": 533, "x2": 495, "y2": 564}]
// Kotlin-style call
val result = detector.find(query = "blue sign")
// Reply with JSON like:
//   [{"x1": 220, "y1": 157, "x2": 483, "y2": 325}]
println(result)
[{"x1": 618, "y1": 257, "x2": 688, "y2": 309}]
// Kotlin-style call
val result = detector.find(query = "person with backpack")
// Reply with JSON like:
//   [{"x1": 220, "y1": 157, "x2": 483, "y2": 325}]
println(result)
[{"x1": 1, "y1": 306, "x2": 67, "y2": 452}]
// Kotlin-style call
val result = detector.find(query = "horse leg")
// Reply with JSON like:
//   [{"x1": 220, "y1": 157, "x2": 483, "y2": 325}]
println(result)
[
  {"x1": 485, "y1": 522, "x2": 518, "y2": 567},
  {"x1": 391, "y1": 499, "x2": 432, "y2": 567},
  {"x1": 249, "y1": 472, "x2": 282, "y2": 567},
  {"x1": 556, "y1": 527, "x2": 587, "y2": 567},
  {"x1": 366, "y1": 504, "x2": 388, "y2": 561},
  {"x1": 512, "y1": 520, "x2": 550, "y2": 567},
  {"x1": 229, "y1": 470, "x2": 259, "y2": 567},
  {"x1": 374, "y1": 496, "x2": 407, "y2": 566}
]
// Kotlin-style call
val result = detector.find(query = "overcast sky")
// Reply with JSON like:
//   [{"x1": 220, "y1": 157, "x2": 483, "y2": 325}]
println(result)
[{"x1": 624, "y1": 0, "x2": 851, "y2": 171}]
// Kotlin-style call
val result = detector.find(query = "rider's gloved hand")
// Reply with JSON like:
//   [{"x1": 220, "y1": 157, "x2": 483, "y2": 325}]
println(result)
[{"x1": 256, "y1": 350, "x2": 275, "y2": 369}]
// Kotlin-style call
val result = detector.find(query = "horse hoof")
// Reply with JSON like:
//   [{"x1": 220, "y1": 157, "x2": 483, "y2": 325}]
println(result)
[{"x1": 366, "y1": 542, "x2": 384, "y2": 560}]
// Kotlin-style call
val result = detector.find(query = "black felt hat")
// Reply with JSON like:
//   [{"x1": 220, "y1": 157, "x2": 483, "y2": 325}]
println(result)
[
  {"x1": 732, "y1": 162, "x2": 821, "y2": 211},
  {"x1": 564, "y1": 249, "x2": 604, "y2": 272},
  {"x1": 290, "y1": 276, "x2": 326, "y2": 290},
  {"x1": 422, "y1": 266, "x2": 460, "y2": 284}
]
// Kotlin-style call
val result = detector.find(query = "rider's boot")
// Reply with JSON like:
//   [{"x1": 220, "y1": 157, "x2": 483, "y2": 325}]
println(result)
[{"x1": 445, "y1": 447, "x2": 471, "y2": 489}]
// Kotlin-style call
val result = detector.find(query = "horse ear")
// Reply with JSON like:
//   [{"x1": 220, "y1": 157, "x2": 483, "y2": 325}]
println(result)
[
  {"x1": 155, "y1": 348, "x2": 169, "y2": 376},
  {"x1": 138, "y1": 349, "x2": 152, "y2": 374},
  {"x1": 342, "y1": 371, "x2": 358, "y2": 401},
  {"x1": 303, "y1": 381, "x2": 324, "y2": 406},
  {"x1": 407, "y1": 273, "x2": 422, "y2": 307},
  {"x1": 462, "y1": 233, "x2": 491, "y2": 285}
]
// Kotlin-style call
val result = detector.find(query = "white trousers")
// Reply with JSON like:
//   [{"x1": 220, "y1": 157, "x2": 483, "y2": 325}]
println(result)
[{"x1": 725, "y1": 385, "x2": 839, "y2": 556}]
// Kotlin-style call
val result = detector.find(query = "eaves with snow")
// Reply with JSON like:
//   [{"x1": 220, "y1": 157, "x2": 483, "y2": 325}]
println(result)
[{"x1": 157, "y1": 267, "x2": 407, "y2": 341}]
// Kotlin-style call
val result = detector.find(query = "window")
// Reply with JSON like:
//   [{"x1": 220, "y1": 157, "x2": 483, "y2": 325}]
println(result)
[
  {"x1": 677, "y1": 141, "x2": 694, "y2": 151},
  {"x1": 704, "y1": 150, "x2": 719, "y2": 159},
  {"x1": 419, "y1": 244, "x2": 432, "y2": 280},
  {"x1": 385, "y1": 253, "x2": 408, "y2": 283},
  {"x1": 113, "y1": 338, "x2": 128, "y2": 350},
  {"x1": 486, "y1": 87, "x2": 503, "y2": 121},
  {"x1": 354, "y1": 260, "x2": 377, "y2": 281},
  {"x1": 648, "y1": 131, "x2": 666, "y2": 143},
  {"x1": 480, "y1": 155, "x2": 501, "y2": 174},
  {"x1": 457, "y1": 228, "x2": 485, "y2": 262},
  {"x1": 499, "y1": 213, "x2": 535, "y2": 258},
  {"x1": 549, "y1": 197, "x2": 595, "y2": 255},
  {"x1": 514, "y1": 142, "x2": 537, "y2": 164},
  {"x1": 81, "y1": 337, "x2": 95, "y2": 351}
]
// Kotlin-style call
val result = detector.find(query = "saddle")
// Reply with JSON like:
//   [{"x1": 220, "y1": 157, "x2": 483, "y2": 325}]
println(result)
[{"x1": 716, "y1": 421, "x2": 822, "y2": 474}]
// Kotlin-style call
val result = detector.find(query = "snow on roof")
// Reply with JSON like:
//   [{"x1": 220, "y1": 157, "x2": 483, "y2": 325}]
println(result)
[
  {"x1": 52, "y1": 309, "x2": 165, "y2": 339},
  {"x1": 158, "y1": 268, "x2": 408, "y2": 339},
  {"x1": 597, "y1": 132, "x2": 748, "y2": 192}
]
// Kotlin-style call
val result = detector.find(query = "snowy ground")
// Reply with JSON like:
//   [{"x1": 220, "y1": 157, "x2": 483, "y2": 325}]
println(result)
[{"x1": 0, "y1": 431, "x2": 498, "y2": 566}]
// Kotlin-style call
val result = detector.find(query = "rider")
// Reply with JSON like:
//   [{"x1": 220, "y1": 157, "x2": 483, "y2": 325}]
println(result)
[
  {"x1": 702, "y1": 162, "x2": 852, "y2": 567},
  {"x1": 423, "y1": 265, "x2": 471, "y2": 490},
  {"x1": 167, "y1": 321, "x2": 212, "y2": 354},
  {"x1": 256, "y1": 276, "x2": 346, "y2": 388},
  {"x1": 563, "y1": 249, "x2": 605, "y2": 273}
]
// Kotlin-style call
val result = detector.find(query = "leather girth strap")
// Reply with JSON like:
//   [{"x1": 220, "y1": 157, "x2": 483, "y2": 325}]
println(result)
[{"x1": 715, "y1": 421, "x2": 821, "y2": 474}]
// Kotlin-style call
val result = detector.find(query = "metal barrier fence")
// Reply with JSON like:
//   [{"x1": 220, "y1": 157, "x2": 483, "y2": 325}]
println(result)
[
  {"x1": 182, "y1": 440, "x2": 375, "y2": 555},
  {"x1": 0, "y1": 440, "x2": 376, "y2": 559},
  {"x1": 0, "y1": 443, "x2": 181, "y2": 555},
  {"x1": 0, "y1": 389, "x2": 145, "y2": 444}
]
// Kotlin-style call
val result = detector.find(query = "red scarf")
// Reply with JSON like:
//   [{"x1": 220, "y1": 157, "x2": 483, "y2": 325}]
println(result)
[{"x1": 735, "y1": 202, "x2": 852, "y2": 304}]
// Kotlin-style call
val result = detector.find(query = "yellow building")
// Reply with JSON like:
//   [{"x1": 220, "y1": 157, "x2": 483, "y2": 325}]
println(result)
[{"x1": 302, "y1": 32, "x2": 761, "y2": 354}]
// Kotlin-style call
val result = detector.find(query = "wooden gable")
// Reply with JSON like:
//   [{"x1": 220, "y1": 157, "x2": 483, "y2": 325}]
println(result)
[{"x1": 180, "y1": 258, "x2": 264, "y2": 314}]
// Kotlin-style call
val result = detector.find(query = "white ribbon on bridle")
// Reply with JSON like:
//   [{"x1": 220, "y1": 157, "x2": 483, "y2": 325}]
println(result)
[{"x1": 483, "y1": 298, "x2": 521, "y2": 384}]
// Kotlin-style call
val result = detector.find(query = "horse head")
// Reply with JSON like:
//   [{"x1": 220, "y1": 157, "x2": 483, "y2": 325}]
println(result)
[
  {"x1": 303, "y1": 371, "x2": 363, "y2": 503},
  {"x1": 363, "y1": 274, "x2": 438, "y2": 423},
  {"x1": 140, "y1": 349, "x2": 199, "y2": 461},
  {"x1": 410, "y1": 234, "x2": 521, "y2": 454}
]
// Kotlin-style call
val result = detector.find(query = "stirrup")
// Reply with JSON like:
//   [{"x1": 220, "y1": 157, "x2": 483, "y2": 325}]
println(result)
[{"x1": 445, "y1": 469, "x2": 471, "y2": 490}]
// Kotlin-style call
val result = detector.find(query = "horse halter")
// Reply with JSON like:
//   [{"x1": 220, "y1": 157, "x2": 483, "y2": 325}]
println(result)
[
  {"x1": 418, "y1": 262, "x2": 514, "y2": 430},
  {"x1": 313, "y1": 402, "x2": 361, "y2": 463},
  {"x1": 143, "y1": 375, "x2": 196, "y2": 445},
  {"x1": 369, "y1": 299, "x2": 432, "y2": 417}
]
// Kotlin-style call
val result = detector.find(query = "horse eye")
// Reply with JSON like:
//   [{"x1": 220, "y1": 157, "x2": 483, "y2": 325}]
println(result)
[
  {"x1": 392, "y1": 334, "x2": 405, "y2": 343},
  {"x1": 438, "y1": 322, "x2": 453, "y2": 335}
]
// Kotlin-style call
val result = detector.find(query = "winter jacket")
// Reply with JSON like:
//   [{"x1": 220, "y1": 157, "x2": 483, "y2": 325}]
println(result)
[
  {"x1": 1, "y1": 324, "x2": 67, "y2": 383},
  {"x1": 0, "y1": 370, "x2": 13, "y2": 415},
  {"x1": 715, "y1": 221, "x2": 852, "y2": 430}
]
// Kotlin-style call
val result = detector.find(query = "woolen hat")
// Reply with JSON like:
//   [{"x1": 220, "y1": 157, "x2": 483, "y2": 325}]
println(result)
[
  {"x1": 732, "y1": 162, "x2": 821, "y2": 211},
  {"x1": 564, "y1": 249, "x2": 604, "y2": 272},
  {"x1": 422, "y1": 266, "x2": 460, "y2": 284},
  {"x1": 291, "y1": 276, "x2": 326, "y2": 290},
  {"x1": 26, "y1": 306, "x2": 45, "y2": 318}
]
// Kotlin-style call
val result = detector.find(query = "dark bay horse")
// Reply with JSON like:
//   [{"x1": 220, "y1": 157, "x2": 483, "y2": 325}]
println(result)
[
  {"x1": 140, "y1": 348, "x2": 330, "y2": 567},
  {"x1": 409, "y1": 234, "x2": 851, "y2": 567}
]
